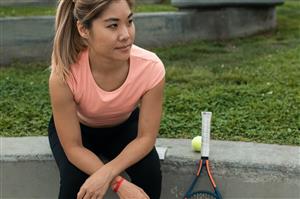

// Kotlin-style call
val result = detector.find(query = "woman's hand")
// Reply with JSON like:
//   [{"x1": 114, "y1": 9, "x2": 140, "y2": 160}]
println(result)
[
  {"x1": 114, "y1": 178, "x2": 150, "y2": 199},
  {"x1": 77, "y1": 166, "x2": 114, "y2": 199}
]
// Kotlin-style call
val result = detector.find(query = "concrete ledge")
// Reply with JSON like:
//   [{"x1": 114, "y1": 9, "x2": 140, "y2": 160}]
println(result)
[
  {"x1": 1, "y1": 136, "x2": 300, "y2": 198},
  {"x1": 171, "y1": 0, "x2": 284, "y2": 8},
  {"x1": 0, "y1": 0, "x2": 56, "y2": 7},
  {"x1": 0, "y1": 0, "x2": 162, "y2": 7},
  {"x1": 1, "y1": 7, "x2": 278, "y2": 65},
  {"x1": 138, "y1": 0, "x2": 162, "y2": 4}
]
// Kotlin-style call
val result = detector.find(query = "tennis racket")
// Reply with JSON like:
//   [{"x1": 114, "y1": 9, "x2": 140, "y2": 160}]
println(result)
[{"x1": 183, "y1": 112, "x2": 223, "y2": 199}]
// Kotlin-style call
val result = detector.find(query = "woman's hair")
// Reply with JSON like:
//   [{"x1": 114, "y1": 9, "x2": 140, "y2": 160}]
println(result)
[{"x1": 51, "y1": 0, "x2": 134, "y2": 81}]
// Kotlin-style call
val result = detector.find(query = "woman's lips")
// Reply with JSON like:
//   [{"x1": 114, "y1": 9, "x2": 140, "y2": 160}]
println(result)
[{"x1": 115, "y1": 44, "x2": 131, "y2": 51}]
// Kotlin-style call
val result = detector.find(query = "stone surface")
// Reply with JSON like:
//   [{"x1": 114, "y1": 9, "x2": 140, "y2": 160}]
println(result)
[
  {"x1": 1, "y1": 136, "x2": 300, "y2": 198},
  {"x1": 138, "y1": 0, "x2": 162, "y2": 4},
  {"x1": 1, "y1": 7, "x2": 278, "y2": 65},
  {"x1": 0, "y1": 0, "x2": 162, "y2": 6},
  {"x1": 171, "y1": 0, "x2": 284, "y2": 8},
  {"x1": 1, "y1": 0, "x2": 56, "y2": 6}
]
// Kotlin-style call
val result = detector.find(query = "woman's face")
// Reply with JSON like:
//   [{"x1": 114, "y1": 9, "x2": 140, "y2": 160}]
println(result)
[{"x1": 86, "y1": 0, "x2": 135, "y2": 61}]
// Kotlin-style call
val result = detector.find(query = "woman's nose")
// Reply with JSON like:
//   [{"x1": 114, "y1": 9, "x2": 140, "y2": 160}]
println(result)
[{"x1": 119, "y1": 26, "x2": 130, "y2": 41}]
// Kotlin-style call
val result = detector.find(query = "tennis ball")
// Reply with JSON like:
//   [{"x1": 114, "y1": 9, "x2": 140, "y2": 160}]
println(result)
[{"x1": 192, "y1": 136, "x2": 202, "y2": 152}]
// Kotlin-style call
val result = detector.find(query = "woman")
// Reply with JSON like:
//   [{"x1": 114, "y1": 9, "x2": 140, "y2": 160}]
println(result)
[{"x1": 48, "y1": 0, "x2": 165, "y2": 198}]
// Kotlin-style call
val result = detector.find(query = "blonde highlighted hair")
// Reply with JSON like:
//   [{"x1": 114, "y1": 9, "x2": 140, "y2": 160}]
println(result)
[{"x1": 51, "y1": 0, "x2": 134, "y2": 81}]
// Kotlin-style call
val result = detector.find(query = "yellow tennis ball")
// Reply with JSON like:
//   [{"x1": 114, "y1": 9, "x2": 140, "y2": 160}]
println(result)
[{"x1": 192, "y1": 136, "x2": 202, "y2": 152}]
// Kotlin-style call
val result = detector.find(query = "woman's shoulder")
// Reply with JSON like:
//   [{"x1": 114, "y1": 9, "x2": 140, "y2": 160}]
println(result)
[
  {"x1": 130, "y1": 45, "x2": 161, "y2": 64},
  {"x1": 130, "y1": 46, "x2": 165, "y2": 91}
]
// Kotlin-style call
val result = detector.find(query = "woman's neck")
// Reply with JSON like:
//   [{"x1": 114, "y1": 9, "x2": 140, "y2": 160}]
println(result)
[{"x1": 88, "y1": 49, "x2": 128, "y2": 74}]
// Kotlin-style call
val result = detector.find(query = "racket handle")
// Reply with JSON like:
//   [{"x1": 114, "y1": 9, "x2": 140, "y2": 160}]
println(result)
[{"x1": 201, "y1": 112, "x2": 212, "y2": 157}]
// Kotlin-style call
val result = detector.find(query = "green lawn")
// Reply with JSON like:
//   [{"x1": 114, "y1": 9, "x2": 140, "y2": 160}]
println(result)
[
  {"x1": 0, "y1": 1, "x2": 299, "y2": 145},
  {"x1": 0, "y1": 4, "x2": 176, "y2": 17}
]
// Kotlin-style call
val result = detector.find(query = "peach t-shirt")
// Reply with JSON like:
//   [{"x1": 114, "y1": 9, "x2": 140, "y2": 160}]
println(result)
[{"x1": 66, "y1": 45, "x2": 165, "y2": 127}]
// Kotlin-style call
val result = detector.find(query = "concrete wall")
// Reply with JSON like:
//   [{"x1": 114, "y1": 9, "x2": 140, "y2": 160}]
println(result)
[
  {"x1": 1, "y1": 137, "x2": 300, "y2": 198},
  {"x1": 1, "y1": 0, "x2": 56, "y2": 7},
  {"x1": 138, "y1": 0, "x2": 162, "y2": 4},
  {"x1": 1, "y1": 6, "x2": 278, "y2": 65},
  {"x1": 134, "y1": 7, "x2": 276, "y2": 46},
  {"x1": 0, "y1": 0, "x2": 162, "y2": 6},
  {"x1": 171, "y1": 0, "x2": 284, "y2": 8},
  {"x1": 0, "y1": 16, "x2": 54, "y2": 65}
]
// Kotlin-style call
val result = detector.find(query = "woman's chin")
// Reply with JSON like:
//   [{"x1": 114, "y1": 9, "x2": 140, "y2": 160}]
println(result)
[{"x1": 113, "y1": 50, "x2": 131, "y2": 60}]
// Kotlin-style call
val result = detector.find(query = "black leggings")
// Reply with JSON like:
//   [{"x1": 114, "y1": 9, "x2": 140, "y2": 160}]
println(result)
[{"x1": 48, "y1": 108, "x2": 162, "y2": 199}]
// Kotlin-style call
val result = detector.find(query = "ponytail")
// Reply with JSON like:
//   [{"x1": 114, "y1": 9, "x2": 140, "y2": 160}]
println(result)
[{"x1": 51, "y1": 0, "x2": 86, "y2": 81}]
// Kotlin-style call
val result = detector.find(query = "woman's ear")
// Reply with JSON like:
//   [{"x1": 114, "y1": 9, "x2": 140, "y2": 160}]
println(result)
[{"x1": 77, "y1": 21, "x2": 89, "y2": 39}]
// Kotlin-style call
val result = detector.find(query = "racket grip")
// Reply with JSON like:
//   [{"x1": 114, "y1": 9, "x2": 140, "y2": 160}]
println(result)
[{"x1": 201, "y1": 112, "x2": 212, "y2": 157}]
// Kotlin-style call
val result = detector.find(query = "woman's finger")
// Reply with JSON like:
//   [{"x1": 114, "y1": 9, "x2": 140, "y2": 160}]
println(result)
[
  {"x1": 83, "y1": 190, "x2": 92, "y2": 199},
  {"x1": 91, "y1": 194, "x2": 98, "y2": 199},
  {"x1": 92, "y1": 192, "x2": 103, "y2": 199},
  {"x1": 77, "y1": 188, "x2": 86, "y2": 199}
]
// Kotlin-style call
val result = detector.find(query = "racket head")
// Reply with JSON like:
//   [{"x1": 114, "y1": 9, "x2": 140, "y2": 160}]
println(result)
[{"x1": 185, "y1": 159, "x2": 222, "y2": 199}]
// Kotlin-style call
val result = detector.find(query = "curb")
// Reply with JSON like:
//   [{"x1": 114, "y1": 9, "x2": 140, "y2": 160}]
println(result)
[{"x1": 1, "y1": 136, "x2": 299, "y2": 198}]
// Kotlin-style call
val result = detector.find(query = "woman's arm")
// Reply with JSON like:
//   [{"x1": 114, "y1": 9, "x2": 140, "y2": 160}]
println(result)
[
  {"x1": 105, "y1": 77, "x2": 165, "y2": 178},
  {"x1": 49, "y1": 72, "x2": 119, "y2": 177},
  {"x1": 50, "y1": 73, "x2": 121, "y2": 197}
]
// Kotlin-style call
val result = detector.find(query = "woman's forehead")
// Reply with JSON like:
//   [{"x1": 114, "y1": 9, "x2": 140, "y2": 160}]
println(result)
[{"x1": 99, "y1": 0, "x2": 132, "y2": 20}]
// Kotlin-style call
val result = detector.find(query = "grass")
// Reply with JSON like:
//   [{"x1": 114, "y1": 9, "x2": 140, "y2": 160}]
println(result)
[
  {"x1": 0, "y1": 4, "x2": 176, "y2": 17},
  {"x1": 155, "y1": 0, "x2": 300, "y2": 145},
  {"x1": 0, "y1": 1, "x2": 299, "y2": 145}
]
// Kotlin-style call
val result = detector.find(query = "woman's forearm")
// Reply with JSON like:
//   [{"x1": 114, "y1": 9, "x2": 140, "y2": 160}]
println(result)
[
  {"x1": 106, "y1": 136, "x2": 156, "y2": 178},
  {"x1": 66, "y1": 146, "x2": 105, "y2": 175},
  {"x1": 66, "y1": 146, "x2": 121, "y2": 185}
]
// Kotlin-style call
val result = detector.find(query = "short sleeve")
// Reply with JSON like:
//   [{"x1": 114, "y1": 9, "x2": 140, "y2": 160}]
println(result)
[
  {"x1": 65, "y1": 73, "x2": 77, "y2": 97},
  {"x1": 146, "y1": 58, "x2": 165, "y2": 91},
  {"x1": 50, "y1": 60, "x2": 76, "y2": 97}
]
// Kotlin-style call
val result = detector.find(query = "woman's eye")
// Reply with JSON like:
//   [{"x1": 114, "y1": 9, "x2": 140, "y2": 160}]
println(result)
[{"x1": 108, "y1": 24, "x2": 118, "y2": 29}]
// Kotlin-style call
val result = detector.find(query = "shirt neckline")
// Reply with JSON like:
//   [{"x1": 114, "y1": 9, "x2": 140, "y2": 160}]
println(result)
[{"x1": 86, "y1": 50, "x2": 132, "y2": 95}]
